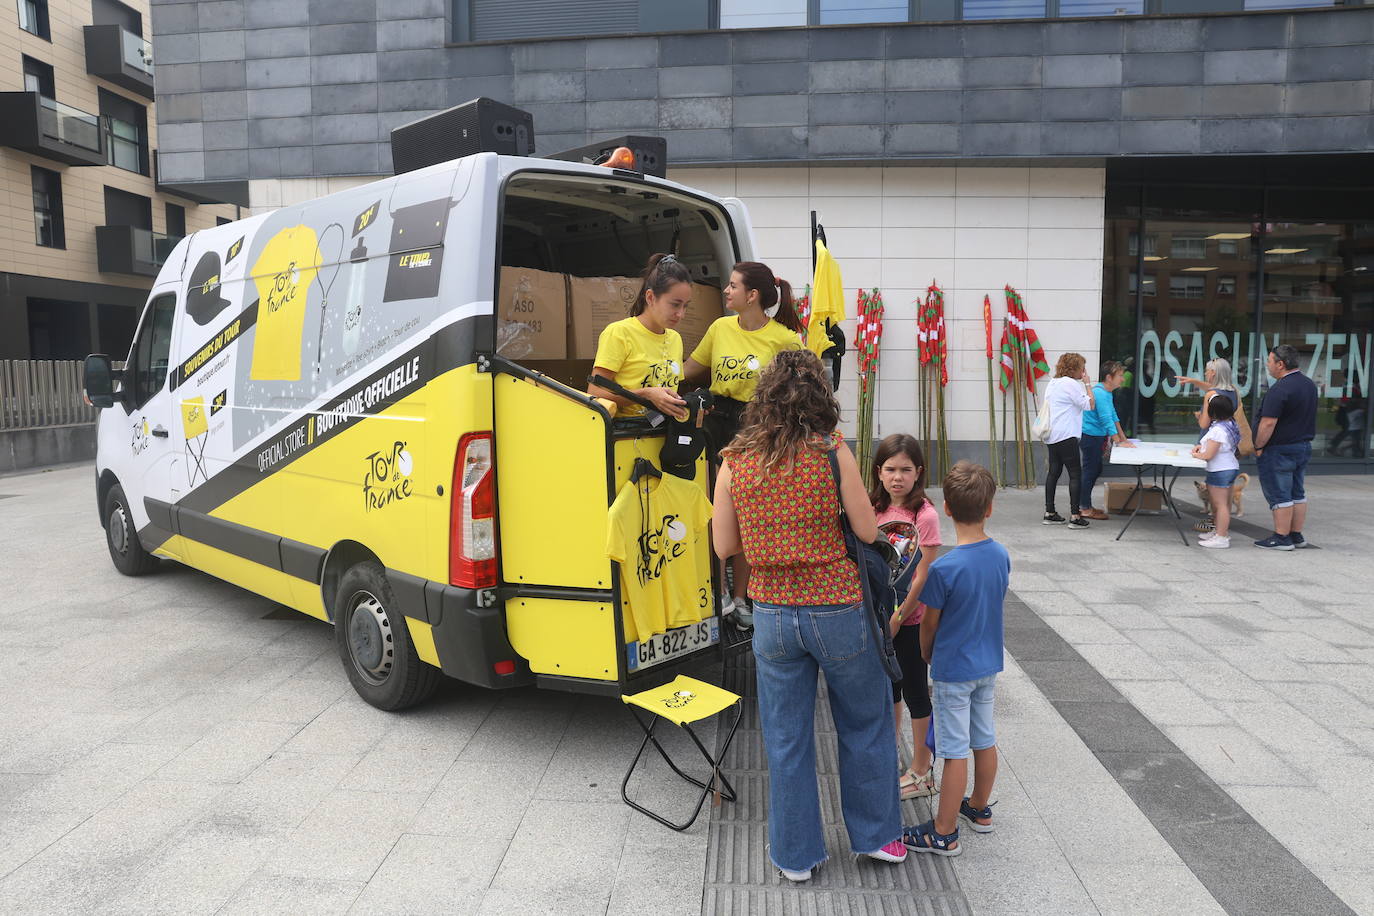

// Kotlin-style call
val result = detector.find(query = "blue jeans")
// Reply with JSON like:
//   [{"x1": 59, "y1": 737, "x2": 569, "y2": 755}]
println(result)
[
  {"x1": 932, "y1": 675, "x2": 998, "y2": 760},
  {"x1": 1257, "y1": 441, "x2": 1311, "y2": 510},
  {"x1": 1079, "y1": 434, "x2": 1107, "y2": 509},
  {"x1": 752, "y1": 601, "x2": 902, "y2": 873}
]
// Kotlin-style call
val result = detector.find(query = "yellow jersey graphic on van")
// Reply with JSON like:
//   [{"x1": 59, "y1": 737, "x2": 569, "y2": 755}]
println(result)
[
  {"x1": 249, "y1": 224, "x2": 321, "y2": 381},
  {"x1": 180, "y1": 396, "x2": 208, "y2": 439}
]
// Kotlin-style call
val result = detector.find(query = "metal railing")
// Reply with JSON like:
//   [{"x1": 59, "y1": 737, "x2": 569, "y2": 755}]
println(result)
[{"x1": 0, "y1": 360, "x2": 97, "y2": 430}]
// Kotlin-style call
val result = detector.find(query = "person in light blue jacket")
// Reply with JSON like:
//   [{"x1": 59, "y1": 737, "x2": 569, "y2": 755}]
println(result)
[{"x1": 1079, "y1": 361, "x2": 1135, "y2": 519}]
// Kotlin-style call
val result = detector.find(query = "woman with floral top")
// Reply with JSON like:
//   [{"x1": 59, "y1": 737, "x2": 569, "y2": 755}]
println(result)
[{"x1": 712, "y1": 349, "x2": 906, "y2": 883}]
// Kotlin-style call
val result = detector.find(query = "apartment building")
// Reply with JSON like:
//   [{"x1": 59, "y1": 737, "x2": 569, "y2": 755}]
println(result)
[{"x1": 1, "y1": 0, "x2": 236, "y2": 362}]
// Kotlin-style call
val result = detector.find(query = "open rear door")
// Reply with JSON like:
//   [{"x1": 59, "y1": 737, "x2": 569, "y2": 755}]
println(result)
[{"x1": 492, "y1": 359, "x2": 720, "y2": 694}]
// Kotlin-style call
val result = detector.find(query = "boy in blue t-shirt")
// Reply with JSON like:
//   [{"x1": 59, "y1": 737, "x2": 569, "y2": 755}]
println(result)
[{"x1": 903, "y1": 461, "x2": 1009, "y2": 857}]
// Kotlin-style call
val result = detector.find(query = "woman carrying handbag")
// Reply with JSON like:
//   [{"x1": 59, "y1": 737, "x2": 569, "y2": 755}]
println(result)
[{"x1": 711, "y1": 349, "x2": 907, "y2": 883}]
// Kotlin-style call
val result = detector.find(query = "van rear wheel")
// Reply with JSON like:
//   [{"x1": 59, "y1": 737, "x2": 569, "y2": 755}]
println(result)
[
  {"x1": 334, "y1": 562, "x2": 441, "y2": 710},
  {"x1": 104, "y1": 484, "x2": 159, "y2": 576}
]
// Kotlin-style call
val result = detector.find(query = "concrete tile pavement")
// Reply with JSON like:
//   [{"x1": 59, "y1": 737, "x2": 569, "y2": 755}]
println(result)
[
  {"x1": 988, "y1": 473, "x2": 1374, "y2": 914},
  {"x1": 4, "y1": 459, "x2": 1368, "y2": 914}
]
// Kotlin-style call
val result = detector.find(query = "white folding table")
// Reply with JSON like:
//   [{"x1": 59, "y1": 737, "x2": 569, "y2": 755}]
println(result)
[{"x1": 1109, "y1": 441, "x2": 1207, "y2": 546}]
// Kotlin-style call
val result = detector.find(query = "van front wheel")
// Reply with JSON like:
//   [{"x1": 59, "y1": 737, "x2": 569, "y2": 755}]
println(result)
[
  {"x1": 104, "y1": 484, "x2": 159, "y2": 576},
  {"x1": 334, "y1": 562, "x2": 441, "y2": 710}
]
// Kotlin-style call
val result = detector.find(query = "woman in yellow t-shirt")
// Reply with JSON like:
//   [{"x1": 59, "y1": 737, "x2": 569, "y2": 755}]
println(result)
[
  {"x1": 589, "y1": 253, "x2": 692, "y2": 421},
  {"x1": 683, "y1": 261, "x2": 805, "y2": 628}
]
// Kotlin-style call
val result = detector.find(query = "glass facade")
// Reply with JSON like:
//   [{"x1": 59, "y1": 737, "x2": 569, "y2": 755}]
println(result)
[{"x1": 1102, "y1": 178, "x2": 1374, "y2": 465}]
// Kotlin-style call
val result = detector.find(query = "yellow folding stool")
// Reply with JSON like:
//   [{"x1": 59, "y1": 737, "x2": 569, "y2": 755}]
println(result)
[{"x1": 620, "y1": 675, "x2": 743, "y2": 831}]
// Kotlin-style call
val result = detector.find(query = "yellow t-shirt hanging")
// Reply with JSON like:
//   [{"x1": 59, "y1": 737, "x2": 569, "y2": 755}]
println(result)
[
  {"x1": 606, "y1": 472, "x2": 713, "y2": 644},
  {"x1": 807, "y1": 239, "x2": 845, "y2": 358},
  {"x1": 689, "y1": 316, "x2": 803, "y2": 402},
  {"x1": 593, "y1": 317, "x2": 683, "y2": 418}
]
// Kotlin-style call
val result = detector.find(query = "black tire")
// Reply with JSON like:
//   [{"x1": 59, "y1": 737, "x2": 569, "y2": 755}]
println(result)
[
  {"x1": 333, "y1": 561, "x2": 441, "y2": 710},
  {"x1": 103, "y1": 483, "x2": 159, "y2": 576}
]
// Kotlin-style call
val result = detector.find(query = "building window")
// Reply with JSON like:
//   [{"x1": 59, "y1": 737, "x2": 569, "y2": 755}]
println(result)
[
  {"x1": 27, "y1": 298, "x2": 90, "y2": 359},
  {"x1": 1128, "y1": 232, "x2": 1158, "y2": 258},
  {"x1": 818, "y1": 0, "x2": 907, "y2": 23},
  {"x1": 720, "y1": 0, "x2": 806, "y2": 28},
  {"x1": 22, "y1": 55, "x2": 56, "y2": 98},
  {"x1": 104, "y1": 185, "x2": 152, "y2": 230},
  {"x1": 1171, "y1": 235, "x2": 1207, "y2": 259},
  {"x1": 99, "y1": 89, "x2": 148, "y2": 175},
  {"x1": 1128, "y1": 272, "x2": 1156, "y2": 297},
  {"x1": 18, "y1": 0, "x2": 50, "y2": 39},
  {"x1": 97, "y1": 303, "x2": 138, "y2": 358},
  {"x1": 1169, "y1": 275, "x2": 1206, "y2": 299},
  {"x1": 31, "y1": 166, "x2": 64, "y2": 249},
  {"x1": 165, "y1": 203, "x2": 186, "y2": 238},
  {"x1": 962, "y1": 0, "x2": 1045, "y2": 20}
]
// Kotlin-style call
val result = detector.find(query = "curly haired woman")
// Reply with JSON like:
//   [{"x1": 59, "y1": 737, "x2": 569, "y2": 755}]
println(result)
[{"x1": 711, "y1": 349, "x2": 906, "y2": 882}]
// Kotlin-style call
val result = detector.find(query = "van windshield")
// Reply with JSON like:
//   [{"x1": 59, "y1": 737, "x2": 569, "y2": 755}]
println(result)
[{"x1": 494, "y1": 171, "x2": 737, "y2": 388}]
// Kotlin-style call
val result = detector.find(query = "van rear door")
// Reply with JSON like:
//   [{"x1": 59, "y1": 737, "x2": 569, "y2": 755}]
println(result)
[{"x1": 490, "y1": 164, "x2": 744, "y2": 693}]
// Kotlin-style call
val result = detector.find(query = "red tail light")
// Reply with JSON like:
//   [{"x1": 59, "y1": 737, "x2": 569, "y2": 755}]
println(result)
[{"x1": 450, "y1": 431, "x2": 496, "y2": 589}]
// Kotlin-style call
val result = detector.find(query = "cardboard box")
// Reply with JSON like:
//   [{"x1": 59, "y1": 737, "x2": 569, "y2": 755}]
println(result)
[
  {"x1": 568, "y1": 275, "x2": 642, "y2": 360},
  {"x1": 676, "y1": 283, "x2": 725, "y2": 359},
  {"x1": 568, "y1": 276, "x2": 726, "y2": 361},
  {"x1": 1106, "y1": 482, "x2": 1164, "y2": 514},
  {"x1": 497, "y1": 266, "x2": 568, "y2": 360}
]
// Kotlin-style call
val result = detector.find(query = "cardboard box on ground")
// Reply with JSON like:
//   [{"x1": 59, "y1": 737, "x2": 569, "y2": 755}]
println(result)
[{"x1": 1105, "y1": 482, "x2": 1164, "y2": 513}]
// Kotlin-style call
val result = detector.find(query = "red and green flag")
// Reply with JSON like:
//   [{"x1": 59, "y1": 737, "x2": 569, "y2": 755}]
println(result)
[
  {"x1": 919, "y1": 282, "x2": 948, "y2": 387},
  {"x1": 998, "y1": 286, "x2": 1050, "y2": 393}
]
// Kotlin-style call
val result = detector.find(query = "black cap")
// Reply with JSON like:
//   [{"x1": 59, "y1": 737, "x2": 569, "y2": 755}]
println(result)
[{"x1": 187, "y1": 251, "x2": 230, "y2": 326}]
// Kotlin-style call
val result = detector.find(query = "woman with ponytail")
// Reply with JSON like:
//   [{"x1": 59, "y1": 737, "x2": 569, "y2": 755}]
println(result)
[
  {"x1": 684, "y1": 261, "x2": 805, "y2": 626},
  {"x1": 589, "y1": 253, "x2": 691, "y2": 420}
]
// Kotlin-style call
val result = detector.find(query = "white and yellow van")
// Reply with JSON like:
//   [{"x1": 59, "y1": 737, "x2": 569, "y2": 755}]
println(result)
[{"x1": 84, "y1": 151, "x2": 758, "y2": 709}]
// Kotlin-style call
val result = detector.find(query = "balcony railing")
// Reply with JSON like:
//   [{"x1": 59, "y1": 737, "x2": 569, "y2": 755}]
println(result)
[
  {"x1": 96, "y1": 226, "x2": 182, "y2": 277},
  {"x1": 0, "y1": 92, "x2": 105, "y2": 166},
  {"x1": 84, "y1": 24, "x2": 154, "y2": 99}
]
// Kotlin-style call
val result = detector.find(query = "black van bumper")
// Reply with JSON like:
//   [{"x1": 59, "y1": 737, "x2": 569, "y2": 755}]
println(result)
[{"x1": 389, "y1": 572, "x2": 536, "y2": 690}]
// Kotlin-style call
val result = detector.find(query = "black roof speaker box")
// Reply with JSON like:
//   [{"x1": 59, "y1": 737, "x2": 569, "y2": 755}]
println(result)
[
  {"x1": 547, "y1": 135, "x2": 668, "y2": 178},
  {"x1": 390, "y1": 98, "x2": 535, "y2": 174}
]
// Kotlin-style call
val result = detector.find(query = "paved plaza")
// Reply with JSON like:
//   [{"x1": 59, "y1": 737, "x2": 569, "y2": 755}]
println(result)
[{"x1": 2, "y1": 462, "x2": 1372, "y2": 914}]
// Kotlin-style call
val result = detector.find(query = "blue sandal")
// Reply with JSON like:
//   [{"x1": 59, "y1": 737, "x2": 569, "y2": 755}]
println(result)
[
  {"x1": 902, "y1": 820, "x2": 961, "y2": 857},
  {"x1": 960, "y1": 797, "x2": 995, "y2": 834}
]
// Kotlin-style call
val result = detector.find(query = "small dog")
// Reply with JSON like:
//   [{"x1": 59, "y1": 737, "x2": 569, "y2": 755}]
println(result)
[{"x1": 1195, "y1": 472, "x2": 1248, "y2": 519}]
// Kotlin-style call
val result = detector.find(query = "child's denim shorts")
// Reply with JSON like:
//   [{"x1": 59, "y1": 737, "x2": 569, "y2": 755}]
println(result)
[
  {"x1": 932, "y1": 674, "x2": 998, "y2": 760},
  {"x1": 1205, "y1": 468, "x2": 1240, "y2": 488}
]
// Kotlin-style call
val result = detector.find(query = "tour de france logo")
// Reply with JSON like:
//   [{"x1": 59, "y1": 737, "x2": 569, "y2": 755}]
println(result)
[
  {"x1": 641, "y1": 360, "x2": 681, "y2": 389},
  {"x1": 636, "y1": 513, "x2": 688, "y2": 586},
  {"x1": 131, "y1": 417, "x2": 150, "y2": 456},
  {"x1": 662, "y1": 690, "x2": 696, "y2": 709},
  {"x1": 362, "y1": 440, "x2": 414, "y2": 512},
  {"x1": 716, "y1": 353, "x2": 760, "y2": 384}
]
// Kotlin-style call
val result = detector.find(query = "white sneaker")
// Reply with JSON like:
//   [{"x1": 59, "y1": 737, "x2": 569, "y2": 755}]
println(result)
[
  {"x1": 1198, "y1": 530, "x2": 1216, "y2": 541},
  {"x1": 733, "y1": 599, "x2": 754, "y2": 631},
  {"x1": 779, "y1": 866, "x2": 812, "y2": 882},
  {"x1": 1200, "y1": 535, "x2": 1230, "y2": 549},
  {"x1": 720, "y1": 595, "x2": 736, "y2": 615}
]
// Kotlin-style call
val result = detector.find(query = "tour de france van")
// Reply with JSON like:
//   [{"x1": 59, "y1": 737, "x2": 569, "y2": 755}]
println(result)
[{"x1": 83, "y1": 142, "x2": 759, "y2": 710}]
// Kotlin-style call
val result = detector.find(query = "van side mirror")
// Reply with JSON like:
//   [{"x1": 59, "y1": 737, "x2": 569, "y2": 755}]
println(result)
[{"x1": 84, "y1": 354, "x2": 116, "y2": 409}]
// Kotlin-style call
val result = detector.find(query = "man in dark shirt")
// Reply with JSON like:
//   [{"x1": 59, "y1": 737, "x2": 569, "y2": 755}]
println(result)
[{"x1": 1253, "y1": 344, "x2": 1318, "y2": 550}]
